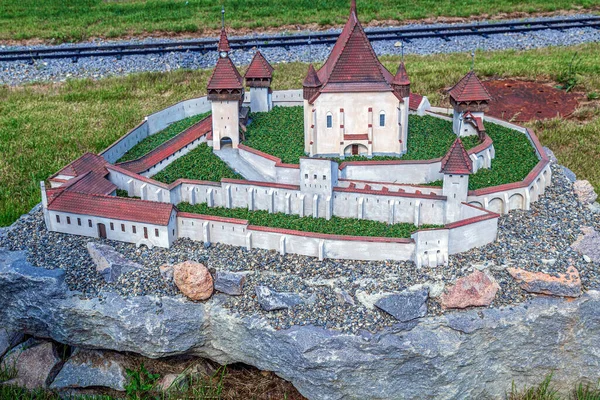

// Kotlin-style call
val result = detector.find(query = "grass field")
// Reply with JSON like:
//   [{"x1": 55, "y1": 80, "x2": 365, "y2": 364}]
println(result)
[
  {"x1": 1, "y1": 43, "x2": 599, "y2": 227},
  {"x1": 0, "y1": 0, "x2": 599, "y2": 42}
]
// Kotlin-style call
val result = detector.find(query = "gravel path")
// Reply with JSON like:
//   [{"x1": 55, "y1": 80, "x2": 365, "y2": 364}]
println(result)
[
  {"x1": 1, "y1": 14, "x2": 599, "y2": 86},
  {"x1": 1, "y1": 162, "x2": 598, "y2": 333}
]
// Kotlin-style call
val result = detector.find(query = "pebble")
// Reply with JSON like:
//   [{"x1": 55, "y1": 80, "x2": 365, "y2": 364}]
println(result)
[{"x1": 1, "y1": 15, "x2": 599, "y2": 85}]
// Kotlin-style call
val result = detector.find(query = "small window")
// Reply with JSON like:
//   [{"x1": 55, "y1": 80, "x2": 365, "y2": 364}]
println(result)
[
  {"x1": 132, "y1": 226, "x2": 137, "y2": 234},
  {"x1": 110, "y1": 222, "x2": 114, "y2": 231},
  {"x1": 66, "y1": 216, "x2": 71, "y2": 225},
  {"x1": 88, "y1": 219, "x2": 92, "y2": 228},
  {"x1": 313, "y1": 174, "x2": 317, "y2": 180},
  {"x1": 121, "y1": 224, "x2": 125, "y2": 232},
  {"x1": 155, "y1": 229, "x2": 159, "y2": 237},
  {"x1": 56, "y1": 215, "x2": 60, "y2": 223},
  {"x1": 304, "y1": 174, "x2": 308, "y2": 179},
  {"x1": 144, "y1": 227, "x2": 148, "y2": 239},
  {"x1": 326, "y1": 113, "x2": 333, "y2": 128},
  {"x1": 323, "y1": 175, "x2": 326, "y2": 180},
  {"x1": 379, "y1": 112, "x2": 386, "y2": 127},
  {"x1": 77, "y1": 218, "x2": 81, "y2": 226}
]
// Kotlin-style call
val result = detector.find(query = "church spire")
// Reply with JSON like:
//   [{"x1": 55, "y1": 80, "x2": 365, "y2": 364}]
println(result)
[
  {"x1": 351, "y1": 0, "x2": 357, "y2": 15},
  {"x1": 218, "y1": 7, "x2": 230, "y2": 54}
]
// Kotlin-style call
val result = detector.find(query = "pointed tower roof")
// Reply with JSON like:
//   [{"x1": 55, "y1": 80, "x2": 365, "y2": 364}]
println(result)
[
  {"x1": 315, "y1": 0, "x2": 393, "y2": 94},
  {"x1": 440, "y1": 138, "x2": 473, "y2": 175},
  {"x1": 393, "y1": 62, "x2": 410, "y2": 86},
  {"x1": 245, "y1": 51, "x2": 274, "y2": 79},
  {"x1": 218, "y1": 28, "x2": 231, "y2": 52},
  {"x1": 448, "y1": 70, "x2": 492, "y2": 103},
  {"x1": 303, "y1": 64, "x2": 322, "y2": 87}
]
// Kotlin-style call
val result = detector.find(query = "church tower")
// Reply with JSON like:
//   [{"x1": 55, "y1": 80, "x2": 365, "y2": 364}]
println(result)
[
  {"x1": 441, "y1": 138, "x2": 473, "y2": 223},
  {"x1": 448, "y1": 70, "x2": 492, "y2": 137},
  {"x1": 392, "y1": 61, "x2": 410, "y2": 152},
  {"x1": 207, "y1": 21, "x2": 244, "y2": 150},
  {"x1": 245, "y1": 51, "x2": 274, "y2": 113}
]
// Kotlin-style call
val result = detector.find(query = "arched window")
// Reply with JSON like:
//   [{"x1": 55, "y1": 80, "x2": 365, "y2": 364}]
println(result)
[
  {"x1": 326, "y1": 112, "x2": 333, "y2": 129},
  {"x1": 379, "y1": 111, "x2": 386, "y2": 127}
]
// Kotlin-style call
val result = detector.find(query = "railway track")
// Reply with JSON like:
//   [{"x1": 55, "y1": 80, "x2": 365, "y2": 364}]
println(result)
[{"x1": 1, "y1": 16, "x2": 599, "y2": 63}]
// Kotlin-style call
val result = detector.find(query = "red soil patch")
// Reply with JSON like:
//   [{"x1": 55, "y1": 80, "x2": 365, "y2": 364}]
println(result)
[{"x1": 483, "y1": 79, "x2": 581, "y2": 122}]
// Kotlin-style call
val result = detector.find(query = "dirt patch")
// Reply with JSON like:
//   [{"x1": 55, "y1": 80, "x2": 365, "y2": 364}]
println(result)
[
  {"x1": 483, "y1": 79, "x2": 583, "y2": 122},
  {"x1": 1, "y1": 8, "x2": 598, "y2": 46}
]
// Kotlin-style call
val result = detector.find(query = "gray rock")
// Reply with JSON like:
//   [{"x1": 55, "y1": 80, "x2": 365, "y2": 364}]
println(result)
[
  {"x1": 50, "y1": 349, "x2": 128, "y2": 391},
  {"x1": 543, "y1": 146, "x2": 558, "y2": 163},
  {"x1": 255, "y1": 286, "x2": 303, "y2": 311},
  {"x1": 159, "y1": 265, "x2": 174, "y2": 282},
  {"x1": 588, "y1": 202, "x2": 600, "y2": 214},
  {"x1": 6, "y1": 249, "x2": 600, "y2": 399},
  {"x1": 334, "y1": 288, "x2": 355, "y2": 306},
  {"x1": 374, "y1": 288, "x2": 428, "y2": 322},
  {"x1": 87, "y1": 242, "x2": 142, "y2": 282},
  {"x1": 572, "y1": 228, "x2": 600, "y2": 264},
  {"x1": 0, "y1": 328, "x2": 24, "y2": 358},
  {"x1": 214, "y1": 271, "x2": 245, "y2": 296},
  {"x1": 2, "y1": 339, "x2": 62, "y2": 390},
  {"x1": 562, "y1": 166, "x2": 577, "y2": 182}
]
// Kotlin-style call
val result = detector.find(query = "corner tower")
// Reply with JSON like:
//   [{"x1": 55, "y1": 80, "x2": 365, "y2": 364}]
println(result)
[
  {"x1": 245, "y1": 51, "x2": 274, "y2": 113},
  {"x1": 441, "y1": 138, "x2": 473, "y2": 223},
  {"x1": 208, "y1": 25, "x2": 244, "y2": 150},
  {"x1": 448, "y1": 70, "x2": 492, "y2": 137}
]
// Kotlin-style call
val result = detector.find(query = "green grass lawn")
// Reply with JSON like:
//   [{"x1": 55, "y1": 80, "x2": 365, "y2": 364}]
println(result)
[
  {"x1": 2, "y1": 43, "x2": 599, "y2": 226},
  {"x1": 178, "y1": 202, "x2": 437, "y2": 238},
  {"x1": 117, "y1": 112, "x2": 211, "y2": 163},
  {"x1": 1, "y1": 0, "x2": 598, "y2": 43},
  {"x1": 152, "y1": 143, "x2": 242, "y2": 184}
]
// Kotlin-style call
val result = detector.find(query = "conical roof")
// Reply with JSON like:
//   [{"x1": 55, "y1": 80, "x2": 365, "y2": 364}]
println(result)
[
  {"x1": 303, "y1": 64, "x2": 322, "y2": 87},
  {"x1": 218, "y1": 28, "x2": 231, "y2": 52},
  {"x1": 440, "y1": 138, "x2": 473, "y2": 175},
  {"x1": 448, "y1": 70, "x2": 492, "y2": 103},
  {"x1": 207, "y1": 56, "x2": 243, "y2": 90},
  {"x1": 393, "y1": 62, "x2": 410, "y2": 86},
  {"x1": 245, "y1": 51, "x2": 274, "y2": 79}
]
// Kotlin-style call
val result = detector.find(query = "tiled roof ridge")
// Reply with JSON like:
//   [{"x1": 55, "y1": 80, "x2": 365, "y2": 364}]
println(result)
[
  {"x1": 218, "y1": 28, "x2": 231, "y2": 52},
  {"x1": 207, "y1": 56, "x2": 243, "y2": 90},
  {"x1": 245, "y1": 51, "x2": 274, "y2": 79},
  {"x1": 448, "y1": 70, "x2": 492, "y2": 103},
  {"x1": 440, "y1": 137, "x2": 473, "y2": 175}
]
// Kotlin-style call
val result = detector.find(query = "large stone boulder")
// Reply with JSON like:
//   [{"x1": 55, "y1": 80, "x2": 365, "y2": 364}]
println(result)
[
  {"x1": 572, "y1": 227, "x2": 600, "y2": 264},
  {"x1": 87, "y1": 242, "x2": 141, "y2": 283},
  {"x1": 507, "y1": 266, "x2": 582, "y2": 298},
  {"x1": 50, "y1": 349, "x2": 129, "y2": 391},
  {"x1": 173, "y1": 261, "x2": 213, "y2": 301},
  {"x1": 255, "y1": 286, "x2": 303, "y2": 311},
  {"x1": 1, "y1": 339, "x2": 62, "y2": 389},
  {"x1": 440, "y1": 270, "x2": 499, "y2": 309},
  {"x1": 375, "y1": 288, "x2": 428, "y2": 322},
  {"x1": 0, "y1": 328, "x2": 23, "y2": 358},
  {"x1": 5, "y1": 248, "x2": 600, "y2": 399},
  {"x1": 573, "y1": 180, "x2": 598, "y2": 204}
]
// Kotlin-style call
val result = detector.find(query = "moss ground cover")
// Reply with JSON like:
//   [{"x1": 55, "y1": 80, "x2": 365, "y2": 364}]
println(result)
[
  {"x1": 117, "y1": 112, "x2": 211, "y2": 163},
  {"x1": 1, "y1": 0, "x2": 597, "y2": 43},
  {"x1": 152, "y1": 143, "x2": 242, "y2": 184},
  {"x1": 178, "y1": 202, "x2": 437, "y2": 238},
  {"x1": 2, "y1": 43, "x2": 599, "y2": 226}
]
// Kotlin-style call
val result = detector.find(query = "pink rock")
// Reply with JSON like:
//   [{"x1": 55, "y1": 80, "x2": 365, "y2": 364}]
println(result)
[
  {"x1": 573, "y1": 180, "x2": 598, "y2": 204},
  {"x1": 507, "y1": 266, "x2": 581, "y2": 298},
  {"x1": 2, "y1": 340, "x2": 62, "y2": 390},
  {"x1": 441, "y1": 270, "x2": 499, "y2": 309},
  {"x1": 173, "y1": 261, "x2": 214, "y2": 301}
]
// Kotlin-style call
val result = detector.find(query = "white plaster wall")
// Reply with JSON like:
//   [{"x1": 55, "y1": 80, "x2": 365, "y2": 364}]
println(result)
[
  {"x1": 238, "y1": 147, "x2": 278, "y2": 180},
  {"x1": 212, "y1": 100, "x2": 240, "y2": 150},
  {"x1": 178, "y1": 216, "x2": 247, "y2": 247},
  {"x1": 101, "y1": 122, "x2": 150, "y2": 164},
  {"x1": 340, "y1": 161, "x2": 443, "y2": 184},
  {"x1": 271, "y1": 90, "x2": 303, "y2": 107},
  {"x1": 300, "y1": 158, "x2": 338, "y2": 196},
  {"x1": 412, "y1": 228, "x2": 450, "y2": 268},
  {"x1": 448, "y1": 217, "x2": 498, "y2": 254},
  {"x1": 249, "y1": 87, "x2": 271, "y2": 113},
  {"x1": 141, "y1": 136, "x2": 208, "y2": 177}
]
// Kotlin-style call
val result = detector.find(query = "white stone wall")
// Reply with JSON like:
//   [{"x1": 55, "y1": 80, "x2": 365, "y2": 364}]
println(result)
[
  {"x1": 46, "y1": 209, "x2": 176, "y2": 248},
  {"x1": 271, "y1": 90, "x2": 303, "y2": 107},
  {"x1": 212, "y1": 100, "x2": 240, "y2": 151},
  {"x1": 237, "y1": 146, "x2": 300, "y2": 185},
  {"x1": 249, "y1": 87, "x2": 271, "y2": 113},
  {"x1": 140, "y1": 136, "x2": 208, "y2": 177},
  {"x1": 101, "y1": 121, "x2": 150, "y2": 164},
  {"x1": 340, "y1": 160, "x2": 443, "y2": 184}
]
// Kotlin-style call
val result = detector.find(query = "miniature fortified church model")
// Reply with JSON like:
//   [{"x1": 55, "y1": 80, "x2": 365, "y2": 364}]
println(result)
[{"x1": 40, "y1": 1, "x2": 553, "y2": 268}]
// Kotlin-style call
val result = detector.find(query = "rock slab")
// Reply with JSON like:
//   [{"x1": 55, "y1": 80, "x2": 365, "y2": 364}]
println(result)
[
  {"x1": 375, "y1": 288, "x2": 428, "y2": 322},
  {"x1": 5, "y1": 248, "x2": 600, "y2": 399},
  {"x1": 2, "y1": 339, "x2": 62, "y2": 390},
  {"x1": 441, "y1": 270, "x2": 499, "y2": 309},
  {"x1": 50, "y1": 349, "x2": 128, "y2": 391},
  {"x1": 214, "y1": 271, "x2": 245, "y2": 296},
  {"x1": 0, "y1": 328, "x2": 24, "y2": 358},
  {"x1": 173, "y1": 261, "x2": 213, "y2": 301},
  {"x1": 255, "y1": 286, "x2": 303, "y2": 311},
  {"x1": 572, "y1": 227, "x2": 600, "y2": 264},
  {"x1": 87, "y1": 242, "x2": 141, "y2": 282},
  {"x1": 508, "y1": 266, "x2": 582, "y2": 298},
  {"x1": 573, "y1": 180, "x2": 598, "y2": 204}
]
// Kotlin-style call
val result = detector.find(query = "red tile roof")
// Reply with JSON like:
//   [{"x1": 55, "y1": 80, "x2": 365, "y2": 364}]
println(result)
[
  {"x1": 448, "y1": 71, "x2": 492, "y2": 103},
  {"x1": 118, "y1": 115, "x2": 212, "y2": 174},
  {"x1": 218, "y1": 28, "x2": 231, "y2": 52},
  {"x1": 344, "y1": 134, "x2": 369, "y2": 141},
  {"x1": 393, "y1": 62, "x2": 410, "y2": 86},
  {"x1": 463, "y1": 111, "x2": 486, "y2": 132},
  {"x1": 314, "y1": 3, "x2": 393, "y2": 96},
  {"x1": 64, "y1": 171, "x2": 117, "y2": 196},
  {"x1": 48, "y1": 191, "x2": 175, "y2": 226},
  {"x1": 409, "y1": 93, "x2": 423, "y2": 111},
  {"x1": 245, "y1": 51, "x2": 274, "y2": 79},
  {"x1": 440, "y1": 138, "x2": 473, "y2": 175},
  {"x1": 51, "y1": 152, "x2": 109, "y2": 180},
  {"x1": 303, "y1": 64, "x2": 322, "y2": 87},
  {"x1": 207, "y1": 56, "x2": 243, "y2": 90}
]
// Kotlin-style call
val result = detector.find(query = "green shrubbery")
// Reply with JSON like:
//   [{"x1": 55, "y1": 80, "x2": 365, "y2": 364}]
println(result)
[
  {"x1": 177, "y1": 202, "x2": 439, "y2": 238},
  {"x1": 152, "y1": 143, "x2": 242, "y2": 184},
  {"x1": 117, "y1": 112, "x2": 211, "y2": 163}
]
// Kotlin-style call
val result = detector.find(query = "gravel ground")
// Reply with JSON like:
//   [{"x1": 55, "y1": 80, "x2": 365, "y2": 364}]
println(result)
[
  {"x1": 1, "y1": 162, "x2": 598, "y2": 333},
  {"x1": 1, "y1": 14, "x2": 599, "y2": 86}
]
